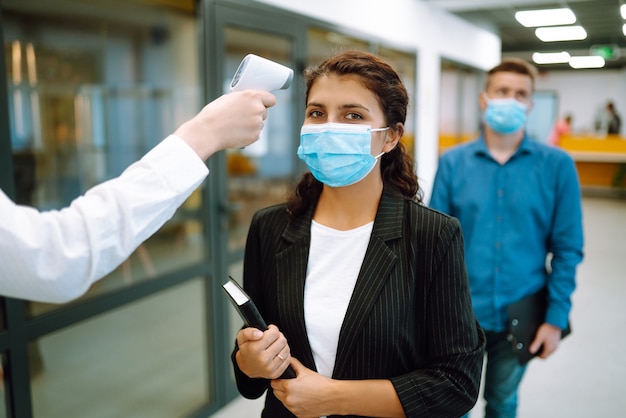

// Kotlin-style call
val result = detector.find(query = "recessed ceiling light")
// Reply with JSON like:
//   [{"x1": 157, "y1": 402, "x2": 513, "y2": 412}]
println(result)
[
  {"x1": 621, "y1": 4, "x2": 626, "y2": 20},
  {"x1": 515, "y1": 8, "x2": 576, "y2": 27},
  {"x1": 623, "y1": 23, "x2": 626, "y2": 37},
  {"x1": 569, "y1": 56, "x2": 605, "y2": 69},
  {"x1": 535, "y1": 26, "x2": 587, "y2": 42},
  {"x1": 532, "y1": 51, "x2": 571, "y2": 64}
]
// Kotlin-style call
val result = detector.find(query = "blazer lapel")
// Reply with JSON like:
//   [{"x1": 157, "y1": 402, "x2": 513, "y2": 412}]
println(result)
[
  {"x1": 333, "y1": 193, "x2": 404, "y2": 377},
  {"x1": 275, "y1": 207, "x2": 316, "y2": 369}
]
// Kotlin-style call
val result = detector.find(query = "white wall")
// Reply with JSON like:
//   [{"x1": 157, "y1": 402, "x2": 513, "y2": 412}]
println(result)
[
  {"x1": 535, "y1": 69, "x2": 626, "y2": 136},
  {"x1": 254, "y1": 0, "x2": 501, "y2": 200}
]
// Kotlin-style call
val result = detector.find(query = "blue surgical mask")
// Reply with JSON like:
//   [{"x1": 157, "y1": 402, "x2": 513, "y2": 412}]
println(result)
[
  {"x1": 483, "y1": 95, "x2": 528, "y2": 134},
  {"x1": 297, "y1": 123, "x2": 388, "y2": 188}
]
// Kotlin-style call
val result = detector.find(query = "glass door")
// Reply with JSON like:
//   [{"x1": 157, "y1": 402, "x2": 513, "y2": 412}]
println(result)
[
  {"x1": 203, "y1": 0, "x2": 306, "y2": 404},
  {"x1": 223, "y1": 27, "x2": 297, "y2": 254}
]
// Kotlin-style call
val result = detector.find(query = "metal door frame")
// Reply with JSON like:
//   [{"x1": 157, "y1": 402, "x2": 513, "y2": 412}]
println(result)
[{"x1": 200, "y1": 0, "x2": 307, "y2": 409}]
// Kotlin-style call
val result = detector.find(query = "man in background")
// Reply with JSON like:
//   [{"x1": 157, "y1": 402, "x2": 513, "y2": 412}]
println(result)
[{"x1": 429, "y1": 58, "x2": 584, "y2": 418}]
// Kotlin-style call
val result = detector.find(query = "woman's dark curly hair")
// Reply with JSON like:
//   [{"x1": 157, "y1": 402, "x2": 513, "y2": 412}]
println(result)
[{"x1": 287, "y1": 50, "x2": 420, "y2": 219}]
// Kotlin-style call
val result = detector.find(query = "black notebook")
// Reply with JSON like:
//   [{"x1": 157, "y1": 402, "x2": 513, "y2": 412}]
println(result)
[
  {"x1": 507, "y1": 287, "x2": 571, "y2": 365},
  {"x1": 222, "y1": 277, "x2": 296, "y2": 379}
]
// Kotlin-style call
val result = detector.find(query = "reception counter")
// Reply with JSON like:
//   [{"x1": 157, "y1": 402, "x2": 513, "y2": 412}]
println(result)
[{"x1": 559, "y1": 135, "x2": 626, "y2": 189}]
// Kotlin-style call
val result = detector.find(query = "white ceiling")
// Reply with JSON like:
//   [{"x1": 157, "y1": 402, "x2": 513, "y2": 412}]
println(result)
[{"x1": 423, "y1": 0, "x2": 626, "y2": 70}]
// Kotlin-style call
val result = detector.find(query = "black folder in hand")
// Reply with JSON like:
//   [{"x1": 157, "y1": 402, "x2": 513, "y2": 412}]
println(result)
[
  {"x1": 222, "y1": 277, "x2": 296, "y2": 379},
  {"x1": 507, "y1": 287, "x2": 571, "y2": 365}
]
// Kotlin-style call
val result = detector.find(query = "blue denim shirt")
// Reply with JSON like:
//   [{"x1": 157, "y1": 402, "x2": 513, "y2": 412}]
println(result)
[{"x1": 429, "y1": 135, "x2": 584, "y2": 332}]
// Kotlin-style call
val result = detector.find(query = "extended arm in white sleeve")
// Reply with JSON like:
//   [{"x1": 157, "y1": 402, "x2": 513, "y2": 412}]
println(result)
[{"x1": 0, "y1": 134, "x2": 209, "y2": 303}]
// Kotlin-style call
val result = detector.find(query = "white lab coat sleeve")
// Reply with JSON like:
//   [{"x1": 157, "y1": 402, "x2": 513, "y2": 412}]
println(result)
[{"x1": 0, "y1": 134, "x2": 209, "y2": 303}]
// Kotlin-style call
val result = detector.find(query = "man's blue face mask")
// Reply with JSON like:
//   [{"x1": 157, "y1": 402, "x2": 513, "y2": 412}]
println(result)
[
  {"x1": 297, "y1": 122, "x2": 388, "y2": 188},
  {"x1": 483, "y1": 94, "x2": 528, "y2": 134}
]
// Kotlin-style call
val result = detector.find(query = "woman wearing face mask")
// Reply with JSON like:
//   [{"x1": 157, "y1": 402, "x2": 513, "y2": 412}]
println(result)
[
  {"x1": 430, "y1": 59, "x2": 583, "y2": 418},
  {"x1": 231, "y1": 50, "x2": 485, "y2": 418}
]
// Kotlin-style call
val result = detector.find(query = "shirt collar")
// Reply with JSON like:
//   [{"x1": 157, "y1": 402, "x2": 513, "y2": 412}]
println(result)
[{"x1": 473, "y1": 132, "x2": 535, "y2": 159}]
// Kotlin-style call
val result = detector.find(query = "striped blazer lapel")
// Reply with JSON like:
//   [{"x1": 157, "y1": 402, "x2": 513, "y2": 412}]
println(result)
[
  {"x1": 275, "y1": 208, "x2": 316, "y2": 370},
  {"x1": 333, "y1": 193, "x2": 404, "y2": 377}
]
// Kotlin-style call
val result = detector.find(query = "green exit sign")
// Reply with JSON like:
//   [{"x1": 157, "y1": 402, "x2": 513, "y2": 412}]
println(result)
[{"x1": 590, "y1": 44, "x2": 620, "y2": 60}]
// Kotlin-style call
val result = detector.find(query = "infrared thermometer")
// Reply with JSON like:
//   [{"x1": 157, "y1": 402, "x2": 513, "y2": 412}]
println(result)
[{"x1": 230, "y1": 54, "x2": 294, "y2": 92}]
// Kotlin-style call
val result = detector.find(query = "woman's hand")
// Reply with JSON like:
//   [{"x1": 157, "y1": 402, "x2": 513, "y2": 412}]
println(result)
[
  {"x1": 271, "y1": 358, "x2": 338, "y2": 418},
  {"x1": 235, "y1": 324, "x2": 291, "y2": 379},
  {"x1": 271, "y1": 359, "x2": 406, "y2": 418}
]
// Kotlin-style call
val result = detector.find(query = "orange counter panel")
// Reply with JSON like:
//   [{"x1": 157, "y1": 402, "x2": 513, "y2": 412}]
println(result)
[{"x1": 560, "y1": 136, "x2": 626, "y2": 188}]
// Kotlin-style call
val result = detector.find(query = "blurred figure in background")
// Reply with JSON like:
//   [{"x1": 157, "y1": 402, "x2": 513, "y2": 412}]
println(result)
[
  {"x1": 547, "y1": 113, "x2": 572, "y2": 146},
  {"x1": 606, "y1": 101, "x2": 622, "y2": 135},
  {"x1": 430, "y1": 58, "x2": 584, "y2": 418}
]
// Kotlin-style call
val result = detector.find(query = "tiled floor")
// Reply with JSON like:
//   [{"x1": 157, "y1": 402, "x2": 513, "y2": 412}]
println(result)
[{"x1": 210, "y1": 196, "x2": 626, "y2": 418}]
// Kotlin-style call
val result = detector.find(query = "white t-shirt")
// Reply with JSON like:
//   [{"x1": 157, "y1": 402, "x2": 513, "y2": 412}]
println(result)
[
  {"x1": 304, "y1": 219, "x2": 374, "y2": 378},
  {"x1": 0, "y1": 134, "x2": 208, "y2": 303}
]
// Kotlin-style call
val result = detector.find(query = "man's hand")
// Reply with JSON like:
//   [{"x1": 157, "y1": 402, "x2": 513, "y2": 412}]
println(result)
[
  {"x1": 529, "y1": 323, "x2": 563, "y2": 359},
  {"x1": 175, "y1": 90, "x2": 276, "y2": 160}
]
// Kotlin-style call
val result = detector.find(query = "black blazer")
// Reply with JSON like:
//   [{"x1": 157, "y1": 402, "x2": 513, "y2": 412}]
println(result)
[{"x1": 232, "y1": 191, "x2": 485, "y2": 418}]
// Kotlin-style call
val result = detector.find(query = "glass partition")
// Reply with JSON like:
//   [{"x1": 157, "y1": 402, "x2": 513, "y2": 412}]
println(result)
[
  {"x1": 224, "y1": 26, "x2": 296, "y2": 252},
  {"x1": 307, "y1": 27, "x2": 370, "y2": 66},
  {"x1": 0, "y1": 353, "x2": 5, "y2": 418},
  {"x1": 30, "y1": 279, "x2": 209, "y2": 417},
  {"x1": 378, "y1": 46, "x2": 417, "y2": 157},
  {"x1": 3, "y1": 1, "x2": 206, "y2": 315}
]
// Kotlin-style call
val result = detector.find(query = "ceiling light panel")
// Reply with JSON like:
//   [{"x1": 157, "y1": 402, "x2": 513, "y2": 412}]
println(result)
[
  {"x1": 532, "y1": 51, "x2": 571, "y2": 64},
  {"x1": 535, "y1": 26, "x2": 587, "y2": 42},
  {"x1": 515, "y1": 8, "x2": 576, "y2": 28},
  {"x1": 569, "y1": 56, "x2": 605, "y2": 69}
]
